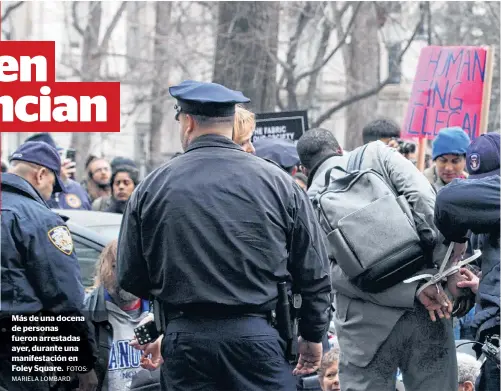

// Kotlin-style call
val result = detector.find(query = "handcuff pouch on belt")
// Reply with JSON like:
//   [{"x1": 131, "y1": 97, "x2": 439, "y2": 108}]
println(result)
[{"x1": 274, "y1": 282, "x2": 301, "y2": 364}]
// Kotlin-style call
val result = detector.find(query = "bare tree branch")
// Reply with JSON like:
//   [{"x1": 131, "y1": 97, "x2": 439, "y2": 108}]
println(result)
[
  {"x1": 195, "y1": 1, "x2": 217, "y2": 15},
  {"x1": 99, "y1": 1, "x2": 128, "y2": 54},
  {"x1": 148, "y1": 1, "x2": 172, "y2": 171},
  {"x1": 295, "y1": 2, "x2": 362, "y2": 84},
  {"x1": 312, "y1": 7, "x2": 424, "y2": 128},
  {"x1": 276, "y1": 71, "x2": 286, "y2": 111},
  {"x1": 286, "y1": 2, "x2": 314, "y2": 72},
  {"x1": 281, "y1": 2, "x2": 314, "y2": 109},
  {"x1": 486, "y1": 2, "x2": 500, "y2": 34},
  {"x1": 263, "y1": 45, "x2": 293, "y2": 74},
  {"x1": 59, "y1": 61, "x2": 83, "y2": 79},
  {"x1": 338, "y1": 2, "x2": 351, "y2": 18},
  {"x1": 71, "y1": 2, "x2": 84, "y2": 36},
  {"x1": 1, "y1": 1, "x2": 24, "y2": 22},
  {"x1": 303, "y1": 14, "x2": 333, "y2": 106},
  {"x1": 332, "y1": 2, "x2": 351, "y2": 74}
]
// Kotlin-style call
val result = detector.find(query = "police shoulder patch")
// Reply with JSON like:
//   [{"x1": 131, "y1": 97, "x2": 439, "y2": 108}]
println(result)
[
  {"x1": 469, "y1": 153, "x2": 480, "y2": 171},
  {"x1": 48, "y1": 226, "x2": 74, "y2": 255},
  {"x1": 65, "y1": 193, "x2": 82, "y2": 209}
]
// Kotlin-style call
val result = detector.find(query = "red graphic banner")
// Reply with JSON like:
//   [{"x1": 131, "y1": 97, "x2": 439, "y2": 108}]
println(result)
[
  {"x1": 402, "y1": 46, "x2": 489, "y2": 140},
  {"x1": 0, "y1": 40, "x2": 120, "y2": 132}
]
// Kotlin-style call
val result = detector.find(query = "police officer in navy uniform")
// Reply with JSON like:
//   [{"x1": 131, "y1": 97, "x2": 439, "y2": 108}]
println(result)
[
  {"x1": 0, "y1": 141, "x2": 98, "y2": 391},
  {"x1": 253, "y1": 135, "x2": 330, "y2": 391},
  {"x1": 435, "y1": 133, "x2": 501, "y2": 391},
  {"x1": 118, "y1": 80, "x2": 332, "y2": 391}
]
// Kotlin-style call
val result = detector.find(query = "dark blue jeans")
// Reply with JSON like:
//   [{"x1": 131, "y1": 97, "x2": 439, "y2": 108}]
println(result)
[{"x1": 160, "y1": 316, "x2": 295, "y2": 391}]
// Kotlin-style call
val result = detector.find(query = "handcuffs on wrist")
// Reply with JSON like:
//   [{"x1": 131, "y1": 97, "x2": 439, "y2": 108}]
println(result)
[{"x1": 404, "y1": 242, "x2": 482, "y2": 297}]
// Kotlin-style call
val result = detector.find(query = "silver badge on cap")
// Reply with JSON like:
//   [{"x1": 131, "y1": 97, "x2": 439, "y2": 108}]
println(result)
[{"x1": 469, "y1": 153, "x2": 480, "y2": 171}]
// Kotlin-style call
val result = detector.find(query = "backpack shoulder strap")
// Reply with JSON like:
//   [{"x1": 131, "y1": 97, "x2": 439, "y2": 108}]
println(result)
[
  {"x1": 315, "y1": 166, "x2": 348, "y2": 197},
  {"x1": 324, "y1": 166, "x2": 348, "y2": 187},
  {"x1": 347, "y1": 144, "x2": 369, "y2": 172}
]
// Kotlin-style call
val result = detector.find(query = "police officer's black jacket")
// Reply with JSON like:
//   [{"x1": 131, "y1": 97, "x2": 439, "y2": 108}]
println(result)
[
  {"x1": 435, "y1": 176, "x2": 500, "y2": 341},
  {"x1": 1, "y1": 173, "x2": 97, "y2": 370},
  {"x1": 118, "y1": 134, "x2": 332, "y2": 343}
]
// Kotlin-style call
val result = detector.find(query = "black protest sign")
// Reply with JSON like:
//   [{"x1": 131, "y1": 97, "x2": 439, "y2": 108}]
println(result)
[{"x1": 253, "y1": 111, "x2": 309, "y2": 142}]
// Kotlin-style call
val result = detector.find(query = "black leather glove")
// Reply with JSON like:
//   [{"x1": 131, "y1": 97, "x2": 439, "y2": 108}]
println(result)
[{"x1": 452, "y1": 289, "x2": 476, "y2": 318}]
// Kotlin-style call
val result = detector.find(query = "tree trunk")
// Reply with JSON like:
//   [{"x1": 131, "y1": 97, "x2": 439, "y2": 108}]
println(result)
[
  {"x1": 72, "y1": 1, "x2": 102, "y2": 180},
  {"x1": 344, "y1": 2, "x2": 380, "y2": 150},
  {"x1": 213, "y1": 1, "x2": 280, "y2": 112},
  {"x1": 148, "y1": 1, "x2": 172, "y2": 172}
]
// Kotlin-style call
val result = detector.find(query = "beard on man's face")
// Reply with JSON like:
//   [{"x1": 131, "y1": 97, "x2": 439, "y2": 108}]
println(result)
[
  {"x1": 91, "y1": 175, "x2": 111, "y2": 188},
  {"x1": 96, "y1": 181, "x2": 111, "y2": 190}
]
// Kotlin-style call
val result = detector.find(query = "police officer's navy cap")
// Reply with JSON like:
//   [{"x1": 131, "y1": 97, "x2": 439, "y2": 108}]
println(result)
[
  {"x1": 9, "y1": 141, "x2": 66, "y2": 193},
  {"x1": 466, "y1": 132, "x2": 500, "y2": 179},
  {"x1": 169, "y1": 80, "x2": 250, "y2": 118},
  {"x1": 253, "y1": 137, "x2": 300, "y2": 168}
]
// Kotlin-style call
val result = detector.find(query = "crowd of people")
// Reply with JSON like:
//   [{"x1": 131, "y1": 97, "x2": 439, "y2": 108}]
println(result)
[{"x1": 0, "y1": 79, "x2": 499, "y2": 391}]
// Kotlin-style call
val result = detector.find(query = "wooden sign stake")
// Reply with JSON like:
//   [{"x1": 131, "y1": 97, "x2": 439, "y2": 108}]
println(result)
[
  {"x1": 479, "y1": 46, "x2": 495, "y2": 135},
  {"x1": 416, "y1": 138, "x2": 427, "y2": 172}
]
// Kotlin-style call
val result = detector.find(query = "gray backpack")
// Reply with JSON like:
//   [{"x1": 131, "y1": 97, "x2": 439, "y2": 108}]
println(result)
[{"x1": 312, "y1": 145, "x2": 425, "y2": 292}]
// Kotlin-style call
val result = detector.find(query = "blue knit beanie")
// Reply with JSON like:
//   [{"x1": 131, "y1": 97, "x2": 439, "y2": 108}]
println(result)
[{"x1": 432, "y1": 127, "x2": 471, "y2": 160}]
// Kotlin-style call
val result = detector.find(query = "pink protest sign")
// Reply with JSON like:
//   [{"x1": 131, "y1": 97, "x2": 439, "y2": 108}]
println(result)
[{"x1": 402, "y1": 46, "x2": 492, "y2": 140}]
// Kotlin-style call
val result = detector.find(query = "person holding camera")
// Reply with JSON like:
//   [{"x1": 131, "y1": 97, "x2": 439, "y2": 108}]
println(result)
[
  {"x1": 388, "y1": 138, "x2": 417, "y2": 163},
  {"x1": 435, "y1": 133, "x2": 500, "y2": 391},
  {"x1": 24, "y1": 133, "x2": 92, "y2": 210},
  {"x1": 362, "y1": 118, "x2": 419, "y2": 164}
]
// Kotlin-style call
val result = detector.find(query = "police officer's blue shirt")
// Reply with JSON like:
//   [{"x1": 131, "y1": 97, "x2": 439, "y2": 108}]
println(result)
[
  {"x1": 48, "y1": 178, "x2": 92, "y2": 210},
  {"x1": 1, "y1": 173, "x2": 87, "y2": 314},
  {"x1": 117, "y1": 134, "x2": 332, "y2": 343},
  {"x1": 1, "y1": 172, "x2": 96, "y2": 367}
]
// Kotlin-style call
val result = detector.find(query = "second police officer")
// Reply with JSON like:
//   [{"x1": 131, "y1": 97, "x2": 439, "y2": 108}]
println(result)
[
  {"x1": 118, "y1": 80, "x2": 332, "y2": 391},
  {"x1": 0, "y1": 141, "x2": 98, "y2": 391}
]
